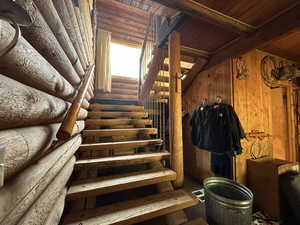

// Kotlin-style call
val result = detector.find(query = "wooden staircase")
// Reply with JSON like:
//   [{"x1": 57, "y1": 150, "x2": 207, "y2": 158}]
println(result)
[
  {"x1": 148, "y1": 52, "x2": 195, "y2": 102},
  {"x1": 62, "y1": 88, "x2": 198, "y2": 225}
]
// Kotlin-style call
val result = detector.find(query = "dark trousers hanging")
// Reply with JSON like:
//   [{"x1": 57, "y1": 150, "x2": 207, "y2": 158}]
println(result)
[{"x1": 211, "y1": 153, "x2": 233, "y2": 179}]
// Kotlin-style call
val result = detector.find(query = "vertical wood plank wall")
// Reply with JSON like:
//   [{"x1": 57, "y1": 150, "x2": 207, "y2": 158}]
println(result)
[
  {"x1": 182, "y1": 59, "x2": 232, "y2": 181},
  {"x1": 182, "y1": 49, "x2": 297, "y2": 184},
  {"x1": 233, "y1": 49, "x2": 296, "y2": 184},
  {"x1": 0, "y1": 1, "x2": 96, "y2": 224}
]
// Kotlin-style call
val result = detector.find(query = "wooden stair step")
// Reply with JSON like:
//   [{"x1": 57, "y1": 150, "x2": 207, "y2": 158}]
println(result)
[
  {"x1": 152, "y1": 85, "x2": 169, "y2": 92},
  {"x1": 86, "y1": 119, "x2": 152, "y2": 127},
  {"x1": 112, "y1": 75, "x2": 138, "y2": 84},
  {"x1": 88, "y1": 111, "x2": 148, "y2": 119},
  {"x1": 156, "y1": 75, "x2": 169, "y2": 82},
  {"x1": 111, "y1": 88, "x2": 138, "y2": 95},
  {"x1": 89, "y1": 104, "x2": 144, "y2": 111},
  {"x1": 95, "y1": 93, "x2": 138, "y2": 101},
  {"x1": 80, "y1": 139, "x2": 163, "y2": 151},
  {"x1": 63, "y1": 190, "x2": 198, "y2": 225},
  {"x1": 75, "y1": 151, "x2": 170, "y2": 168},
  {"x1": 83, "y1": 128, "x2": 157, "y2": 137},
  {"x1": 67, "y1": 168, "x2": 176, "y2": 199},
  {"x1": 112, "y1": 82, "x2": 138, "y2": 90}
]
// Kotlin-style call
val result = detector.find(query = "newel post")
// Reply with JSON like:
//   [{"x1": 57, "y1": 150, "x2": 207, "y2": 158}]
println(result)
[{"x1": 168, "y1": 31, "x2": 184, "y2": 188}]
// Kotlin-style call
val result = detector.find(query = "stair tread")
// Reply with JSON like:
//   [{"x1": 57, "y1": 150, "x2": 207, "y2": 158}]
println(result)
[
  {"x1": 83, "y1": 128, "x2": 157, "y2": 137},
  {"x1": 67, "y1": 168, "x2": 176, "y2": 199},
  {"x1": 80, "y1": 139, "x2": 163, "y2": 151},
  {"x1": 63, "y1": 190, "x2": 198, "y2": 225},
  {"x1": 90, "y1": 104, "x2": 143, "y2": 111},
  {"x1": 88, "y1": 111, "x2": 148, "y2": 119},
  {"x1": 112, "y1": 75, "x2": 138, "y2": 84},
  {"x1": 75, "y1": 151, "x2": 170, "y2": 168},
  {"x1": 85, "y1": 119, "x2": 152, "y2": 127}
]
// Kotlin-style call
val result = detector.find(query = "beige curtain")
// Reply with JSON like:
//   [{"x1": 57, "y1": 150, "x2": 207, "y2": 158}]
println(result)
[
  {"x1": 141, "y1": 41, "x2": 154, "y2": 80},
  {"x1": 95, "y1": 29, "x2": 112, "y2": 92}
]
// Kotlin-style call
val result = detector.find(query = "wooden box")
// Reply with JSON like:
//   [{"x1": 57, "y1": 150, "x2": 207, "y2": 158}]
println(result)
[{"x1": 247, "y1": 157, "x2": 299, "y2": 219}]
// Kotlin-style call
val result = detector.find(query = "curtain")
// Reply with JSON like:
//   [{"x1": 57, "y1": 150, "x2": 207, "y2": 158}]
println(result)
[
  {"x1": 95, "y1": 29, "x2": 112, "y2": 92},
  {"x1": 141, "y1": 41, "x2": 154, "y2": 81}
]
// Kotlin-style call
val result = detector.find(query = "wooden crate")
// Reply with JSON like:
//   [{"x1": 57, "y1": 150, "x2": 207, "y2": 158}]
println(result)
[{"x1": 247, "y1": 157, "x2": 299, "y2": 219}]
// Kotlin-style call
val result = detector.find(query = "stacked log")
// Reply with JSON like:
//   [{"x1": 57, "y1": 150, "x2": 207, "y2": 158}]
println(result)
[{"x1": 0, "y1": 0, "x2": 96, "y2": 224}]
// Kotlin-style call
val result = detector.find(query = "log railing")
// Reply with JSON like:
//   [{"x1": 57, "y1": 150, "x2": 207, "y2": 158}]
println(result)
[{"x1": 57, "y1": 65, "x2": 95, "y2": 140}]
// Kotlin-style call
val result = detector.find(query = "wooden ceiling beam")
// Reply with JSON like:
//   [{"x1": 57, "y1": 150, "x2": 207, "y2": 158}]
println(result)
[
  {"x1": 183, "y1": 3, "x2": 300, "y2": 91},
  {"x1": 181, "y1": 46, "x2": 211, "y2": 59},
  {"x1": 149, "y1": 0, "x2": 256, "y2": 35}
]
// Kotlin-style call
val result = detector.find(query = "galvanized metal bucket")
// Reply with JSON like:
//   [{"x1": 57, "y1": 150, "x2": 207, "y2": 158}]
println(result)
[{"x1": 204, "y1": 177, "x2": 253, "y2": 225}]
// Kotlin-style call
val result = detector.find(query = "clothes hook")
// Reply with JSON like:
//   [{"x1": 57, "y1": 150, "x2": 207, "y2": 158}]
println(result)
[{"x1": 216, "y1": 96, "x2": 222, "y2": 103}]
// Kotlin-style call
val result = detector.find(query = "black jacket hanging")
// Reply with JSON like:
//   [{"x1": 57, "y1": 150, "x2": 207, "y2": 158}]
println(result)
[{"x1": 190, "y1": 103, "x2": 245, "y2": 155}]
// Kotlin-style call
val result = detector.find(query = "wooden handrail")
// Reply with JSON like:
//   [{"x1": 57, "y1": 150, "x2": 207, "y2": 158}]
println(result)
[
  {"x1": 139, "y1": 14, "x2": 153, "y2": 96},
  {"x1": 139, "y1": 48, "x2": 166, "y2": 101},
  {"x1": 57, "y1": 65, "x2": 95, "y2": 140}
]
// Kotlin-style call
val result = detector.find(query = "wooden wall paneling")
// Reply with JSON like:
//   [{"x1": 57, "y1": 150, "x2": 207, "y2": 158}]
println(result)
[
  {"x1": 0, "y1": 121, "x2": 84, "y2": 180},
  {"x1": 44, "y1": 188, "x2": 67, "y2": 225},
  {"x1": 16, "y1": 0, "x2": 81, "y2": 86},
  {"x1": 32, "y1": 0, "x2": 85, "y2": 75},
  {"x1": 271, "y1": 88, "x2": 289, "y2": 160},
  {"x1": 0, "y1": 135, "x2": 81, "y2": 225},
  {"x1": 64, "y1": 0, "x2": 89, "y2": 68},
  {"x1": 16, "y1": 157, "x2": 75, "y2": 225},
  {"x1": 0, "y1": 75, "x2": 87, "y2": 130},
  {"x1": 232, "y1": 49, "x2": 297, "y2": 184},
  {"x1": 182, "y1": 59, "x2": 232, "y2": 181},
  {"x1": 53, "y1": 0, "x2": 87, "y2": 73},
  {"x1": 285, "y1": 85, "x2": 298, "y2": 162}
]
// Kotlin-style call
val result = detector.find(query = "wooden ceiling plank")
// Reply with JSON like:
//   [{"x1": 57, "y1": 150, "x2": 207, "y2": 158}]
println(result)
[
  {"x1": 99, "y1": 24, "x2": 154, "y2": 42},
  {"x1": 97, "y1": 0, "x2": 150, "y2": 18},
  {"x1": 184, "y1": 3, "x2": 300, "y2": 91},
  {"x1": 97, "y1": 8, "x2": 148, "y2": 27},
  {"x1": 149, "y1": 0, "x2": 256, "y2": 35}
]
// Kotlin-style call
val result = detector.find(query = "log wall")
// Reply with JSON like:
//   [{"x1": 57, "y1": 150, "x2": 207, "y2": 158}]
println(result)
[
  {"x1": 183, "y1": 50, "x2": 297, "y2": 184},
  {"x1": 0, "y1": 0, "x2": 96, "y2": 224}
]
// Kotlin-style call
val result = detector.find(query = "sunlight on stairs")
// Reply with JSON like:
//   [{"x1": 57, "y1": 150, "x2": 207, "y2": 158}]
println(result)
[{"x1": 62, "y1": 76, "x2": 198, "y2": 225}]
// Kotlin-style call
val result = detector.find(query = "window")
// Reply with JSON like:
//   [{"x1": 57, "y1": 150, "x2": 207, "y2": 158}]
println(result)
[{"x1": 110, "y1": 42, "x2": 141, "y2": 78}]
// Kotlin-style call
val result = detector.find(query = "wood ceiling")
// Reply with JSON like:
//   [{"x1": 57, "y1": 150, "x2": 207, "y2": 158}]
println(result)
[
  {"x1": 96, "y1": 0, "x2": 300, "y2": 74},
  {"x1": 96, "y1": 0, "x2": 169, "y2": 46}
]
